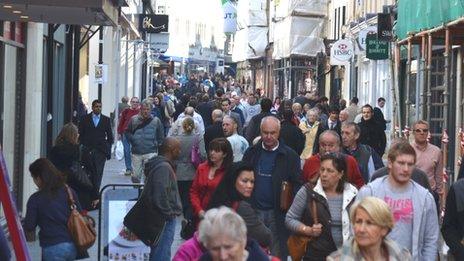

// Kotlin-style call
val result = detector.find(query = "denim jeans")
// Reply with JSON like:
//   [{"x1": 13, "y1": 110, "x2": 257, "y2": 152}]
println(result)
[
  {"x1": 122, "y1": 133, "x2": 132, "y2": 171},
  {"x1": 42, "y1": 241, "x2": 77, "y2": 261},
  {"x1": 149, "y1": 218, "x2": 176, "y2": 261},
  {"x1": 257, "y1": 209, "x2": 280, "y2": 258}
]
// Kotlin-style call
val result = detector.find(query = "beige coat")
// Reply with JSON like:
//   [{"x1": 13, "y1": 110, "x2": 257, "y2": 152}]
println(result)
[{"x1": 299, "y1": 121, "x2": 320, "y2": 159}]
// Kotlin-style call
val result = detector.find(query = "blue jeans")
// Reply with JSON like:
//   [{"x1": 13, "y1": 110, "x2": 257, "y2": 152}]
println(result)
[
  {"x1": 257, "y1": 209, "x2": 280, "y2": 258},
  {"x1": 42, "y1": 242, "x2": 77, "y2": 261},
  {"x1": 122, "y1": 133, "x2": 132, "y2": 171},
  {"x1": 149, "y1": 218, "x2": 176, "y2": 261}
]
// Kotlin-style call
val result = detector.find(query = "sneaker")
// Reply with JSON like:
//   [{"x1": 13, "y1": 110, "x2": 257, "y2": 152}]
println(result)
[
  {"x1": 124, "y1": 170, "x2": 132, "y2": 176},
  {"x1": 131, "y1": 176, "x2": 140, "y2": 183}
]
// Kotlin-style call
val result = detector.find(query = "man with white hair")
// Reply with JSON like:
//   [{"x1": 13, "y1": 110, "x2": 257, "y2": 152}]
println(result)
[{"x1": 242, "y1": 116, "x2": 301, "y2": 259}]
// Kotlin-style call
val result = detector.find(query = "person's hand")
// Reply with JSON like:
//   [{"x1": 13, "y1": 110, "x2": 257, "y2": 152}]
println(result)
[
  {"x1": 91, "y1": 199, "x2": 100, "y2": 209},
  {"x1": 199, "y1": 210, "x2": 205, "y2": 219},
  {"x1": 307, "y1": 223, "x2": 323, "y2": 237}
]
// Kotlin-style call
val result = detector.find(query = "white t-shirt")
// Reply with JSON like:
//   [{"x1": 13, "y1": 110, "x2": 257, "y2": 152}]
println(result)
[{"x1": 227, "y1": 133, "x2": 249, "y2": 162}]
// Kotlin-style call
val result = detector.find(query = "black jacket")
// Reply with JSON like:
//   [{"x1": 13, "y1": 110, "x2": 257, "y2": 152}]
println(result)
[
  {"x1": 302, "y1": 188, "x2": 338, "y2": 260},
  {"x1": 204, "y1": 121, "x2": 224, "y2": 152},
  {"x1": 242, "y1": 141, "x2": 302, "y2": 258},
  {"x1": 197, "y1": 102, "x2": 213, "y2": 127},
  {"x1": 280, "y1": 121, "x2": 305, "y2": 155},
  {"x1": 442, "y1": 179, "x2": 464, "y2": 260},
  {"x1": 78, "y1": 113, "x2": 113, "y2": 157},
  {"x1": 357, "y1": 118, "x2": 386, "y2": 156},
  {"x1": 373, "y1": 107, "x2": 387, "y2": 130}
]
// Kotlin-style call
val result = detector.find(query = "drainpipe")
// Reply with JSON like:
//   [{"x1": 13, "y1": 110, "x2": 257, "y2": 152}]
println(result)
[
  {"x1": 426, "y1": 33, "x2": 432, "y2": 123},
  {"x1": 405, "y1": 39, "x2": 412, "y2": 128}
]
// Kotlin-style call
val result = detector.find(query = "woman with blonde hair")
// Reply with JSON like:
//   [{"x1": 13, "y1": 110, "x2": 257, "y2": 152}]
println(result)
[
  {"x1": 327, "y1": 197, "x2": 411, "y2": 261},
  {"x1": 172, "y1": 117, "x2": 206, "y2": 237}
]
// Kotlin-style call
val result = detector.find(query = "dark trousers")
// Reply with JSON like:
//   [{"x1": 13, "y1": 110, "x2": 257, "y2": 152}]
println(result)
[
  {"x1": 82, "y1": 147, "x2": 107, "y2": 199},
  {"x1": 177, "y1": 180, "x2": 193, "y2": 220}
]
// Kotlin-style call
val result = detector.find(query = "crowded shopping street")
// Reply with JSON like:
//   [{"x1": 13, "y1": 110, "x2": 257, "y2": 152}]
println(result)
[{"x1": 1, "y1": 0, "x2": 464, "y2": 260}]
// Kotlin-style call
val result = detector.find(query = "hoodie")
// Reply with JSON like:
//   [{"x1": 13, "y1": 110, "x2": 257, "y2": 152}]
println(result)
[{"x1": 144, "y1": 155, "x2": 182, "y2": 219}]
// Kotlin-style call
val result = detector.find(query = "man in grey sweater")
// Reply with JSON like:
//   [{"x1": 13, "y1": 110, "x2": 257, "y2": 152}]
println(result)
[
  {"x1": 125, "y1": 100, "x2": 164, "y2": 183},
  {"x1": 144, "y1": 137, "x2": 182, "y2": 260}
]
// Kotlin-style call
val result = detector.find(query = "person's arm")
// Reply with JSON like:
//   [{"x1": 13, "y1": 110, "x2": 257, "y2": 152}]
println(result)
[
  {"x1": 124, "y1": 118, "x2": 134, "y2": 142},
  {"x1": 285, "y1": 187, "x2": 318, "y2": 237},
  {"x1": 237, "y1": 201, "x2": 272, "y2": 247},
  {"x1": 435, "y1": 151, "x2": 445, "y2": 195},
  {"x1": 23, "y1": 196, "x2": 38, "y2": 241},
  {"x1": 155, "y1": 118, "x2": 165, "y2": 146},
  {"x1": 367, "y1": 156, "x2": 375, "y2": 181},
  {"x1": 149, "y1": 164, "x2": 174, "y2": 219},
  {"x1": 421, "y1": 192, "x2": 439, "y2": 260},
  {"x1": 442, "y1": 185, "x2": 464, "y2": 259},
  {"x1": 189, "y1": 169, "x2": 204, "y2": 217},
  {"x1": 199, "y1": 136, "x2": 207, "y2": 159},
  {"x1": 105, "y1": 116, "x2": 114, "y2": 145},
  {"x1": 289, "y1": 151, "x2": 302, "y2": 193},
  {"x1": 347, "y1": 157, "x2": 365, "y2": 189},
  {"x1": 117, "y1": 110, "x2": 126, "y2": 135},
  {"x1": 379, "y1": 127, "x2": 386, "y2": 155}
]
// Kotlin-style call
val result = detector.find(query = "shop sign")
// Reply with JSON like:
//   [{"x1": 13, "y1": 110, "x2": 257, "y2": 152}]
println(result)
[
  {"x1": 377, "y1": 13, "x2": 393, "y2": 41},
  {"x1": 139, "y1": 15, "x2": 169, "y2": 33},
  {"x1": 330, "y1": 39, "x2": 353, "y2": 65},
  {"x1": 149, "y1": 33, "x2": 169, "y2": 52},
  {"x1": 366, "y1": 34, "x2": 389, "y2": 60},
  {"x1": 358, "y1": 26, "x2": 377, "y2": 50}
]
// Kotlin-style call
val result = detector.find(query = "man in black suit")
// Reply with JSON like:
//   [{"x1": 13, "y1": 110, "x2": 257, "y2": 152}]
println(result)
[
  {"x1": 313, "y1": 105, "x2": 342, "y2": 154},
  {"x1": 373, "y1": 97, "x2": 388, "y2": 130},
  {"x1": 204, "y1": 109, "x2": 224, "y2": 152},
  {"x1": 78, "y1": 99, "x2": 113, "y2": 207}
]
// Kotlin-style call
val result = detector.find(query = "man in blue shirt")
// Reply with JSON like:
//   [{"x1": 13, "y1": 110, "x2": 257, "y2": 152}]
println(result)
[{"x1": 242, "y1": 116, "x2": 301, "y2": 260}]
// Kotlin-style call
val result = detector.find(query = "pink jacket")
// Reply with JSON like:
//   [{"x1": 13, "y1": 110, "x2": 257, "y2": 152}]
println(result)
[{"x1": 173, "y1": 232, "x2": 206, "y2": 261}]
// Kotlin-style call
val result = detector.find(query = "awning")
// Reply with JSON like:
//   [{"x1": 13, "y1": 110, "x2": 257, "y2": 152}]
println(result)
[
  {"x1": 0, "y1": 0, "x2": 122, "y2": 26},
  {"x1": 159, "y1": 55, "x2": 188, "y2": 63}
]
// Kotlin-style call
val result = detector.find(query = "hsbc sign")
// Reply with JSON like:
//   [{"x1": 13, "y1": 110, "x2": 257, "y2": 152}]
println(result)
[{"x1": 330, "y1": 39, "x2": 354, "y2": 65}]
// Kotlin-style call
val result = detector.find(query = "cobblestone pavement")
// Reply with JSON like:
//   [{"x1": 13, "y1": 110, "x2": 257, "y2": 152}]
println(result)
[{"x1": 26, "y1": 158, "x2": 184, "y2": 260}]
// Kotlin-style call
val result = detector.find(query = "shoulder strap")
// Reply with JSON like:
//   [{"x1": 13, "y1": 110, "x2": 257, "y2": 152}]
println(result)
[
  {"x1": 64, "y1": 185, "x2": 76, "y2": 209},
  {"x1": 131, "y1": 117, "x2": 153, "y2": 134},
  {"x1": 304, "y1": 183, "x2": 318, "y2": 224}
]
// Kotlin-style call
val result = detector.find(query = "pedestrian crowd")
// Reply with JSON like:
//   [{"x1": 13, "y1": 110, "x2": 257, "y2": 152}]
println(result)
[{"x1": 19, "y1": 72, "x2": 464, "y2": 261}]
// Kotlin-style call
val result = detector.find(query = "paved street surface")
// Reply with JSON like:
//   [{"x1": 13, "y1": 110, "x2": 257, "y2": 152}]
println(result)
[{"x1": 26, "y1": 158, "x2": 184, "y2": 260}]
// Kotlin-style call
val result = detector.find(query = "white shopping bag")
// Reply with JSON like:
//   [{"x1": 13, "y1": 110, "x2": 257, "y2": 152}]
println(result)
[{"x1": 114, "y1": 141, "x2": 124, "y2": 161}]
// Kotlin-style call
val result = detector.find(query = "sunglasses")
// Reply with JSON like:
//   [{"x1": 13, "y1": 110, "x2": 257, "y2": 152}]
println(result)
[{"x1": 414, "y1": 129, "x2": 429, "y2": 133}]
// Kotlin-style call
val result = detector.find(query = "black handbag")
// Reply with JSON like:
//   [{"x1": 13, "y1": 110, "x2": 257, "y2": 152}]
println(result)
[
  {"x1": 123, "y1": 195, "x2": 167, "y2": 246},
  {"x1": 68, "y1": 161, "x2": 93, "y2": 190}
]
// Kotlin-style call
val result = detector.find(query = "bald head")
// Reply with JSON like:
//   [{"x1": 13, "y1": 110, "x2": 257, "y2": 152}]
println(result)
[
  {"x1": 159, "y1": 137, "x2": 181, "y2": 160},
  {"x1": 260, "y1": 116, "x2": 281, "y2": 150},
  {"x1": 184, "y1": 106, "x2": 195, "y2": 117},
  {"x1": 212, "y1": 109, "x2": 223, "y2": 122}
]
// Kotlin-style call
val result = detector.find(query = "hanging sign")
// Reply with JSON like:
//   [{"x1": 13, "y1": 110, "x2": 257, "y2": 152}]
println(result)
[
  {"x1": 358, "y1": 26, "x2": 377, "y2": 50},
  {"x1": 377, "y1": 13, "x2": 394, "y2": 41},
  {"x1": 139, "y1": 15, "x2": 169, "y2": 33},
  {"x1": 330, "y1": 39, "x2": 354, "y2": 65},
  {"x1": 94, "y1": 64, "x2": 108, "y2": 84},
  {"x1": 223, "y1": 0, "x2": 237, "y2": 33},
  {"x1": 366, "y1": 34, "x2": 389, "y2": 60}
]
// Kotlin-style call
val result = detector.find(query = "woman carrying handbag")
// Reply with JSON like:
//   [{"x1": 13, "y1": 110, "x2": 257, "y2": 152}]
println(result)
[{"x1": 24, "y1": 158, "x2": 93, "y2": 260}]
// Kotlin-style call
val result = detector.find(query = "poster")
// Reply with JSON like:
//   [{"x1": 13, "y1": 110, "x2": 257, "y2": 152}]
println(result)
[{"x1": 108, "y1": 200, "x2": 150, "y2": 261}]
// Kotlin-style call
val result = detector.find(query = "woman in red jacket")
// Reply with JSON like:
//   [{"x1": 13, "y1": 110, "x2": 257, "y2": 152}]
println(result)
[{"x1": 190, "y1": 138, "x2": 233, "y2": 220}]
